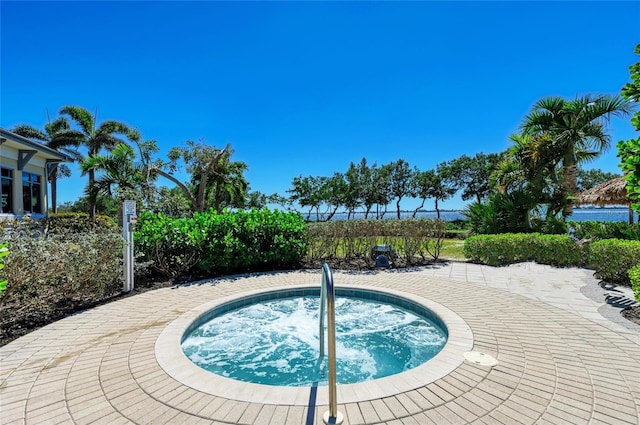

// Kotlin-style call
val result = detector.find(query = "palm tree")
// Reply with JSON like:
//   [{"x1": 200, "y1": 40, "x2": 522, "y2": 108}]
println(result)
[
  {"x1": 59, "y1": 106, "x2": 140, "y2": 220},
  {"x1": 521, "y1": 94, "x2": 634, "y2": 216},
  {"x1": 81, "y1": 143, "x2": 144, "y2": 226},
  {"x1": 492, "y1": 133, "x2": 565, "y2": 220},
  {"x1": 189, "y1": 147, "x2": 249, "y2": 212},
  {"x1": 11, "y1": 116, "x2": 84, "y2": 213}
]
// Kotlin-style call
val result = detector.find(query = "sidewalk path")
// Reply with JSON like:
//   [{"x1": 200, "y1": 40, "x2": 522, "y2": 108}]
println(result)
[{"x1": 1, "y1": 262, "x2": 639, "y2": 424}]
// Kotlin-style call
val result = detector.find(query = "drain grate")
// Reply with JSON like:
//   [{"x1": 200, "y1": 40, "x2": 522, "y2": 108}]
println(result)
[{"x1": 464, "y1": 351, "x2": 498, "y2": 367}]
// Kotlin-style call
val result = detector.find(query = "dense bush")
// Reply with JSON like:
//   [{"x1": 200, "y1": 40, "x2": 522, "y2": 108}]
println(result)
[
  {"x1": 590, "y1": 239, "x2": 640, "y2": 285},
  {"x1": 194, "y1": 209, "x2": 307, "y2": 272},
  {"x1": 0, "y1": 232, "x2": 124, "y2": 314},
  {"x1": 463, "y1": 233, "x2": 587, "y2": 267},
  {"x1": 530, "y1": 216, "x2": 568, "y2": 235},
  {"x1": 305, "y1": 218, "x2": 446, "y2": 264},
  {"x1": 0, "y1": 243, "x2": 7, "y2": 297},
  {"x1": 0, "y1": 214, "x2": 117, "y2": 242},
  {"x1": 629, "y1": 263, "x2": 640, "y2": 302},
  {"x1": 135, "y1": 208, "x2": 307, "y2": 277},
  {"x1": 568, "y1": 220, "x2": 640, "y2": 241},
  {"x1": 43, "y1": 212, "x2": 117, "y2": 234},
  {"x1": 133, "y1": 212, "x2": 202, "y2": 278},
  {"x1": 463, "y1": 191, "x2": 535, "y2": 235}
]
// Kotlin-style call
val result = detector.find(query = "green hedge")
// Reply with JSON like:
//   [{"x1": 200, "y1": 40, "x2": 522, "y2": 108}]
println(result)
[
  {"x1": 0, "y1": 232, "x2": 124, "y2": 307},
  {"x1": 568, "y1": 220, "x2": 640, "y2": 241},
  {"x1": 134, "y1": 208, "x2": 307, "y2": 277},
  {"x1": 0, "y1": 214, "x2": 114, "y2": 240},
  {"x1": 629, "y1": 263, "x2": 640, "y2": 302},
  {"x1": 463, "y1": 233, "x2": 587, "y2": 267},
  {"x1": 44, "y1": 212, "x2": 117, "y2": 234},
  {"x1": 590, "y1": 239, "x2": 640, "y2": 285}
]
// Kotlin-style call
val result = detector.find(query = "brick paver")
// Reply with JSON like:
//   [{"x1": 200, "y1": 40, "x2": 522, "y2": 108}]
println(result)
[{"x1": 1, "y1": 263, "x2": 639, "y2": 424}]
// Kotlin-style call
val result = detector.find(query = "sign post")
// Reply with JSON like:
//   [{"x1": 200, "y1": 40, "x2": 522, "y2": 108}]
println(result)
[{"x1": 123, "y1": 200, "x2": 137, "y2": 292}]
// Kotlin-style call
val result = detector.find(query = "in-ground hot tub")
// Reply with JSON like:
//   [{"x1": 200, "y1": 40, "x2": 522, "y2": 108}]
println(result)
[
  {"x1": 156, "y1": 284, "x2": 473, "y2": 405},
  {"x1": 181, "y1": 287, "x2": 448, "y2": 386}
]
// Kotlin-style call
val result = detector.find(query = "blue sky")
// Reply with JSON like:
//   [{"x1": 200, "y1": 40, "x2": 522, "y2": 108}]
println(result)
[{"x1": 1, "y1": 1, "x2": 638, "y2": 211}]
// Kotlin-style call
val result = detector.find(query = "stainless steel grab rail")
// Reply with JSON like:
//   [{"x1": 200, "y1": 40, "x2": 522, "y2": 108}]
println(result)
[{"x1": 320, "y1": 263, "x2": 342, "y2": 424}]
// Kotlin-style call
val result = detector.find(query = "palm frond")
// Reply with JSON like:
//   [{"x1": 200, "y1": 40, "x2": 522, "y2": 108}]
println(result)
[
  {"x1": 575, "y1": 149, "x2": 601, "y2": 163},
  {"x1": 532, "y1": 96, "x2": 566, "y2": 114},
  {"x1": 11, "y1": 125, "x2": 48, "y2": 141},
  {"x1": 97, "y1": 121, "x2": 132, "y2": 137},
  {"x1": 89, "y1": 134, "x2": 127, "y2": 154},
  {"x1": 60, "y1": 105, "x2": 95, "y2": 136},
  {"x1": 48, "y1": 129, "x2": 85, "y2": 150},
  {"x1": 45, "y1": 117, "x2": 71, "y2": 135}
]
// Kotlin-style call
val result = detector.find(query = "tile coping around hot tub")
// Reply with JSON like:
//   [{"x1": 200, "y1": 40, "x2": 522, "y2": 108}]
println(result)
[{"x1": 155, "y1": 284, "x2": 474, "y2": 405}]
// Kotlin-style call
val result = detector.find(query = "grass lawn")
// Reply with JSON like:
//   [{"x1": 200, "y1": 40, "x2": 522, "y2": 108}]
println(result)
[{"x1": 439, "y1": 239, "x2": 467, "y2": 261}]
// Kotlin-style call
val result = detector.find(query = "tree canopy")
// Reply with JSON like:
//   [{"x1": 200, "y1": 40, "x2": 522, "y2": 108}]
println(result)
[{"x1": 617, "y1": 44, "x2": 640, "y2": 214}]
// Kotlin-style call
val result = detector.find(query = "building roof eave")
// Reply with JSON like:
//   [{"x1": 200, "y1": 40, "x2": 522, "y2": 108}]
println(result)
[{"x1": 0, "y1": 128, "x2": 73, "y2": 162}]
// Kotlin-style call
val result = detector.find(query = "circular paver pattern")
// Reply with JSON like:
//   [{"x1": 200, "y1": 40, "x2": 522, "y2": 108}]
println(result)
[{"x1": 1, "y1": 266, "x2": 640, "y2": 424}]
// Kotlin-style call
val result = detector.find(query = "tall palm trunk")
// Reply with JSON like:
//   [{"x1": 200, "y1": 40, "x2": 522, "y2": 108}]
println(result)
[
  {"x1": 49, "y1": 164, "x2": 58, "y2": 214},
  {"x1": 561, "y1": 151, "x2": 578, "y2": 217},
  {"x1": 88, "y1": 168, "x2": 97, "y2": 221}
]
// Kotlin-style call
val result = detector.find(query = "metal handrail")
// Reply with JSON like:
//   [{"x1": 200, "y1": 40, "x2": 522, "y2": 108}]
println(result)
[
  {"x1": 319, "y1": 266, "x2": 327, "y2": 358},
  {"x1": 320, "y1": 263, "x2": 341, "y2": 424}
]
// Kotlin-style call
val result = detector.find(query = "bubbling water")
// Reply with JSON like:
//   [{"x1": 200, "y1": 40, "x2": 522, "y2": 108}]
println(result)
[{"x1": 181, "y1": 296, "x2": 447, "y2": 386}]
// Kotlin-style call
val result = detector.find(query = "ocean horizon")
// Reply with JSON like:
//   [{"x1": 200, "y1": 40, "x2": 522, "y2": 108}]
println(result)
[{"x1": 301, "y1": 206, "x2": 637, "y2": 223}]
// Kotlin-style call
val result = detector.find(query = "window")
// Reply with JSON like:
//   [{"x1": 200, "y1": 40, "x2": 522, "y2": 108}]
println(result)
[
  {"x1": 22, "y1": 172, "x2": 41, "y2": 214},
  {"x1": 1, "y1": 168, "x2": 12, "y2": 213}
]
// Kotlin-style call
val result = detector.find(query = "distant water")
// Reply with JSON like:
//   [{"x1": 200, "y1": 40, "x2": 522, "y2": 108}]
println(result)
[{"x1": 303, "y1": 207, "x2": 637, "y2": 223}]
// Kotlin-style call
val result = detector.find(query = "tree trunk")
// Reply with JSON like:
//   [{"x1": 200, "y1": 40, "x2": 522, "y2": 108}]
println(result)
[
  {"x1": 326, "y1": 206, "x2": 339, "y2": 221},
  {"x1": 396, "y1": 198, "x2": 402, "y2": 219},
  {"x1": 412, "y1": 199, "x2": 426, "y2": 218},
  {"x1": 435, "y1": 198, "x2": 441, "y2": 219},
  {"x1": 118, "y1": 201, "x2": 124, "y2": 228},
  {"x1": 89, "y1": 169, "x2": 96, "y2": 222},
  {"x1": 49, "y1": 164, "x2": 58, "y2": 214},
  {"x1": 197, "y1": 171, "x2": 209, "y2": 212},
  {"x1": 562, "y1": 159, "x2": 578, "y2": 217},
  {"x1": 150, "y1": 168, "x2": 198, "y2": 212},
  {"x1": 379, "y1": 205, "x2": 387, "y2": 219}
]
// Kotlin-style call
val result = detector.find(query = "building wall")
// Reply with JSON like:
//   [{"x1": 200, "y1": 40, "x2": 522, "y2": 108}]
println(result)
[{"x1": 0, "y1": 143, "x2": 50, "y2": 218}]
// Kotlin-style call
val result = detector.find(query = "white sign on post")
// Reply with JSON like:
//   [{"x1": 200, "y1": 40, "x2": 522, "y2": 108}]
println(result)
[{"x1": 124, "y1": 200, "x2": 137, "y2": 216}]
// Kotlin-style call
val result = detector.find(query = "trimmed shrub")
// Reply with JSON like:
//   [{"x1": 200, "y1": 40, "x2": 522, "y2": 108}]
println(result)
[
  {"x1": 568, "y1": 220, "x2": 640, "y2": 241},
  {"x1": 0, "y1": 214, "x2": 115, "y2": 242},
  {"x1": 194, "y1": 209, "x2": 307, "y2": 272},
  {"x1": 628, "y1": 263, "x2": 640, "y2": 302},
  {"x1": 590, "y1": 239, "x2": 640, "y2": 285},
  {"x1": 0, "y1": 243, "x2": 7, "y2": 297},
  {"x1": 134, "y1": 212, "x2": 202, "y2": 278},
  {"x1": 463, "y1": 233, "x2": 587, "y2": 267},
  {"x1": 134, "y1": 208, "x2": 307, "y2": 277},
  {"x1": 44, "y1": 212, "x2": 117, "y2": 235},
  {"x1": 0, "y1": 232, "x2": 124, "y2": 311}
]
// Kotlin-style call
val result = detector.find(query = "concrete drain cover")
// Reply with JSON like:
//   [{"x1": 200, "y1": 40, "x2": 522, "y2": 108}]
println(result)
[{"x1": 464, "y1": 351, "x2": 498, "y2": 367}]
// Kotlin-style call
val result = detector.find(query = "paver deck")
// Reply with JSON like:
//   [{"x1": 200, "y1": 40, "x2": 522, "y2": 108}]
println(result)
[{"x1": 1, "y1": 262, "x2": 639, "y2": 424}]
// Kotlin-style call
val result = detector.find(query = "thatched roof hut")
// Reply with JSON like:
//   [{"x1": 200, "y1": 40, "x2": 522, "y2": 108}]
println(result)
[
  {"x1": 575, "y1": 176, "x2": 634, "y2": 224},
  {"x1": 576, "y1": 177, "x2": 628, "y2": 206}
]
